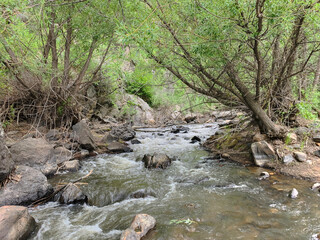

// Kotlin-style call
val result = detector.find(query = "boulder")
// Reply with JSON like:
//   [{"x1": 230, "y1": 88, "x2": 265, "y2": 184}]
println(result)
[
  {"x1": 56, "y1": 183, "x2": 87, "y2": 204},
  {"x1": 0, "y1": 165, "x2": 53, "y2": 206},
  {"x1": 110, "y1": 124, "x2": 136, "y2": 141},
  {"x1": 0, "y1": 205, "x2": 36, "y2": 240},
  {"x1": 289, "y1": 188, "x2": 298, "y2": 199},
  {"x1": 40, "y1": 163, "x2": 58, "y2": 177},
  {"x1": 101, "y1": 133, "x2": 118, "y2": 144},
  {"x1": 0, "y1": 124, "x2": 14, "y2": 183},
  {"x1": 142, "y1": 154, "x2": 172, "y2": 169},
  {"x1": 251, "y1": 141, "x2": 277, "y2": 167},
  {"x1": 107, "y1": 142, "x2": 133, "y2": 153},
  {"x1": 10, "y1": 138, "x2": 72, "y2": 169},
  {"x1": 283, "y1": 155, "x2": 295, "y2": 165},
  {"x1": 293, "y1": 152, "x2": 307, "y2": 162},
  {"x1": 45, "y1": 129, "x2": 63, "y2": 141},
  {"x1": 72, "y1": 120, "x2": 96, "y2": 150},
  {"x1": 120, "y1": 214, "x2": 156, "y2": 240},
  {"x1": 59, "y1": 160, "x2": 80, "y2": 172},
  {"x1": 314, "y1": 150, "x2": 320, "y2": 158}
]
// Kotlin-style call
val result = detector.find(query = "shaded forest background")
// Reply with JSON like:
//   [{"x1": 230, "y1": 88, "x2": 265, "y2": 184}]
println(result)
[{"x1": 1, "y1": 0, "x2": 320, "y2": 137}]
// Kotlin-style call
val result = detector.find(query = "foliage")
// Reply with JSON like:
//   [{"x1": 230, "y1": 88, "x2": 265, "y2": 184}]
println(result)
[{"x1": 169, "y1": 218, "x2": 197, "y2": 225}]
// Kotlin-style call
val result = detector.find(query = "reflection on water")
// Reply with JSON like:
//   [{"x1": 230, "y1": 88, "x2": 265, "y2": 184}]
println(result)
[{"x1": 29, "y1": 124, "x2": 320, "y2": 239}]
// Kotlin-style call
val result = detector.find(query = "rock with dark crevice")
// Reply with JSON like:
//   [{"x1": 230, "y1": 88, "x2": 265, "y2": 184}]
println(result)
[
  {"x1": 190, "y1": 136, "x2": 201, "y2": 144},
  {"x1": 131, "y1": 139, "x2": 141, "y2": 145},
  {"x1": 120, "y1": 214, "x2": 156, "y2": 240}
]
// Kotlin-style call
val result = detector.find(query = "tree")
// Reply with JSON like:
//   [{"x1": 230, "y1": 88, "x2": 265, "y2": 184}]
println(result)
[
  {"x1": 0, "y1": 0, "x2": 115, "y2": 127},
  {"x1": 122, "y1": 0, "x2": 320, "y2": 137}
]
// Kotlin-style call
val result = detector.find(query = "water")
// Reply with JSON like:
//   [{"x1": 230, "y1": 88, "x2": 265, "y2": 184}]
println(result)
[{"x1": 29, "y1": 124, "x2": 320, "y2": 239}]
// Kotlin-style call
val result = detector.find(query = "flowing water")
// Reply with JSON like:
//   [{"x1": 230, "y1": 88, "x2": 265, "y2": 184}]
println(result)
[{"x1": 29, "y1": 124, "x2": 320, "y2": 240}]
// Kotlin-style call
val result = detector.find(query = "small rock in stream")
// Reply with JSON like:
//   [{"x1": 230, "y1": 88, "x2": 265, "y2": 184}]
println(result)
[
  {"x1": 293, "y1": 152, "x2": 307, "y2": 162},
  {"x1": 289, "y1": 188, "x2": 299, "y2": 199},
  {"x1": 311, "y1": 183, "x2": 320, "y2": 191},
  {"x1": 258, "y1": 172, "x2": 270, "y2": 180},
  {"x1": 190, "y1": 136, "x2": 201, "y2": 144},
  {"x1": 131, "y1": 139, "x2": 141, "y2": 144},
  {"x1": 142, "y1": 153, "x2": 172, "y2": 169}
]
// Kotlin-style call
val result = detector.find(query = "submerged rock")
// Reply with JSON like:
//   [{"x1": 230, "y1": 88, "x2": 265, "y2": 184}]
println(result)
[
  {"x1": 0, "y1": 205, "x2": 36, "y2": 240},
  {"x1": 120, "y1": 214, "x2": 156, "y2": 240},
  {"x1": 142, "y1": 153, "x2": 172, "y2": 169},
  {"x1": 251, "y1": 141, "x2": 277, "y2": 167},
  {"x1": 0, "y1": 165, "x2": 53, "y2": 206},
  {"x1": 131, "y1": 139, "x2": 142, "y2": 145},
  {"x1": 311, "y1": 183, "x2": 320, "y2": 191}
]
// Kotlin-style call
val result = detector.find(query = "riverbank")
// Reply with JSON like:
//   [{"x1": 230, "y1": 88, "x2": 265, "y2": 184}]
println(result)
[{"x1": 203, "y1": 114, "x2": 320, "y2": 182}]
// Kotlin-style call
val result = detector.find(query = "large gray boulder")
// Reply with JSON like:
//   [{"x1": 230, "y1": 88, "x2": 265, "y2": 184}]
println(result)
[
  {"x1": 251, "y1": 141, "x2": 277, "y2": 167},
  {"x1": 0, "y1": 165, "x2": 53, "y2": 206},
  {"x1": 120, "y1": 214, "x2": 156, "y2": 240},
  {"x1": 9, "y1": 138, "x2": 72, "y2": 176},
  {"x1": 0, "y1": 205, "x2": 36, "y2": 240},
  {"x1": 0, "y1": 124, "x2": 14, "y2": 183},
  {"x1": 107, "y1": 142, "x2": 133, "y2": 153},
  {"x1": 72, "y1": 120, "x2": 96, "y2": 151},
  {"x1": 142, "y1": 153, "x2": 172, "y2": 169}
]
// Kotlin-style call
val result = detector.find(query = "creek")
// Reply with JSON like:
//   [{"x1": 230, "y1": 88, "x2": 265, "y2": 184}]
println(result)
[{"x1": 29, "y1": 123, "x2": 320, "y2": 239}]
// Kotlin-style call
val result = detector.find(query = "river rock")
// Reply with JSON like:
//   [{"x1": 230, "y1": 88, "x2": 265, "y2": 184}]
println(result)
[
  {"x1": 311, "y1": 183, "x2": 320, "y2": 191},
  {"x1": 46, "y1": 129, "x2": 63, "y2": 141},
  {"x1": 0, "y1": 124, "x2": 14, "y2": 183},
  {"x1": 314, "y1": 150, "x2": 320, "y2": 158},
  {"x1": 184, "y1": 115, "x2": 197, "y2": 123},
  {"x1": 72, "y1": 120, "x2": 96, "y2": 150},
  {"x1": 110, "y1": 124, "x2": 136, "y2": 141},
  {"x1": 258, "y1": 172, "x2": 270, "y2": 180},
  {"x1": 142, "y1": 153, "x2": 172, "y2": 169},
  {"x1": 60, "y1": 160, "x2": 80, "y2": 172},
  {"x1": 253, "y1": 133, "x2": 268, "y2": 142},
  {"x1": 0, "y1": 165, "x2": 53, "y2": 206},
  {"x1": 107, "y1": 142, "x2": 133, "y2": 153},
  {"x1": 251, "y1": 141, "x2": 277, "y2": 167},
  {"x1": 0, "y1": 205, "x2": 36, "y2": 240},
  {"x1": 10, "y1": 138, "x2": 72, "y2": 170},
  {"x1": 56, "y1": 183, "x2": 88, "y2": 204},
  {"x1": 293, "y1": 152, "x2": 307, "y2": 162},
  {"x1": 171, "y1": 126, "x2": 189, "y2": 134},
  {"x1": 120, "y1": 214, "x2": 156, "y2": 240},
  {"x1": 40, "y1": 163, "x2": 58, "y2": 177},
  {"x1": 283, "y1": 155, "x2": 295, "y2": 165},
  {"x1": 295, "y1": 127, "x2": 309, "y2": 136},
  {"x1": 289, "y1": 188, "x2": 298, "y2": 199},
  {"x1": 131, "y1": 139, "x2": 141, "y2": 144},
  {"x1": 190, "y1": 136, "x2": 201, "y2": 144}
]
